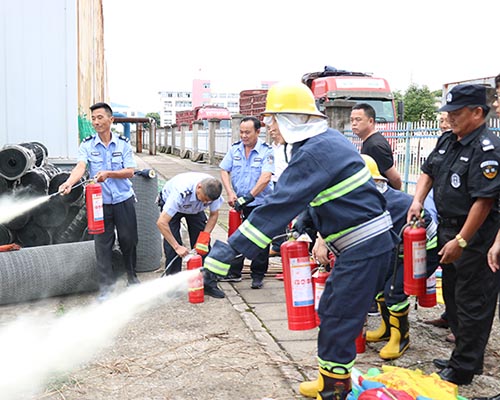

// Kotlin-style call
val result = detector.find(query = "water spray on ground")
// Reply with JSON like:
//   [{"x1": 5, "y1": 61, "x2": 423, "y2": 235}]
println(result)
[{"x1": 0, "y1": 270, "x2": 198, "y2": 399}]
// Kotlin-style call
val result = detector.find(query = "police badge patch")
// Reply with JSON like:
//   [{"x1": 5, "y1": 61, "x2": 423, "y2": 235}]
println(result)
[
  {"x1": 480, "y1": 160, "x2": 499, "y2": 179},
  {"x1": 451, "y1": 173, "x2": 461, "y2": 188}
]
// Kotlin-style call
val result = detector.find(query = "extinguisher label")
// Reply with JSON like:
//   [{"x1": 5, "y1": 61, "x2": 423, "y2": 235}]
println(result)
[
  {"x1": 92, "y1": 193, "x2": 104, "y2": 221},
  {"x1": 290, "y1": 257, "x2": 314, "y2": 307},
  {"x1": 412, "y1": 240, "x2": 426, "y2": 278},
  {"x1": 426, "y1": 271, "x2": 436, "y2": 294},
  {"x1": 314, "y1": 282, "x2": 325, "y2": 311}
]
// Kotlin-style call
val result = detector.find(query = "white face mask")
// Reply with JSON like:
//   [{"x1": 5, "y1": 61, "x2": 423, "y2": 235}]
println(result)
[{"x1": 275, "y1": 114, "x2": 328, "y2": 144}]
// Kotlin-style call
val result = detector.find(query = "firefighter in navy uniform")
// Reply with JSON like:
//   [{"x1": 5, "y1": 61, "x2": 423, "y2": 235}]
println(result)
[
  {"x1": 59, "y1": 102, "x2": 139, "y2": 301},
  {"x1": 361, "y1": 155, "x2": 440, "y2": 360},
  {"x1": 408, "y1": 84, "x2": 500, "y2": 386},
  {"x1": 203, "y1": 82, "x2": 397, "y2": 400}
]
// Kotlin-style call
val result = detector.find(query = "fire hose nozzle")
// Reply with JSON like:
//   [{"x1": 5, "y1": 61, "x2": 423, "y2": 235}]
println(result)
[{"x1": 135, "y1": 169, "x2": 156, "y2": 179}]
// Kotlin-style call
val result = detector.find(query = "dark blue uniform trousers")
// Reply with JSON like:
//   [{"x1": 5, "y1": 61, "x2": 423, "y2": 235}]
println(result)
[
  {"x1": 228, "y1": 205, "x2": 269, "y2": 279},
  {"x1": 317, "y1": 248, "x2": 392, "y2": 368},
  {"x1": 94, "y1": 196, "x2": 138, "y2": 290}
]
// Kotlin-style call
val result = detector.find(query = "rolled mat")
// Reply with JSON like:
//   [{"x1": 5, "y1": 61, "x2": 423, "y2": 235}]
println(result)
[
  {"x1": 0, "y1": 241, "x2": 99, "y2": 305},
  {"x1": 132, "y1": 174, "x2": 162, "y2": 272}
]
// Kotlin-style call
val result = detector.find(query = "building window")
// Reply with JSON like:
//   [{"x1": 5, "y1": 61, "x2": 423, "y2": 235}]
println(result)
[
  {"x1": 203, "y1": 82, "x2": 211, "y2": 89},
  {"x1": 227, "y1": 102, "x2": 238, "y2": 108},
  {"x1": 202, "y1": 93, "x2": 210, "y2": 98}
]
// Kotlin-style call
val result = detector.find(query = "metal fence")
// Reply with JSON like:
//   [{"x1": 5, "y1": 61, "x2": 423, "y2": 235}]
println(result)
[{"x1": 151, "y1": 119, "x2": 500, "y2": 195}]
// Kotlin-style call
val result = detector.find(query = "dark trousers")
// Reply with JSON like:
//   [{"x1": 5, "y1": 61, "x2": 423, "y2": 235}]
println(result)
[
  {"x1": 94, "y1": 196, "x2": 138, "y2": 290},
  {"x1": 164, "y1": 211, "x2": 207, "y2": 275},
  {"x1": 317, "y1": 246, "x2": 392, "y2": 367},
  {"x1": 228, "y1": 206, "x2": 269, "y2": 279},
  {"x1": 439, "y1": 225, "x2": 500, "y2": 374}
]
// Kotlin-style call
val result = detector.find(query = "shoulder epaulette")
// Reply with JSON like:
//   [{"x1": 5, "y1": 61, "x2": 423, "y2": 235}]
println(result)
[
  {"x1": 480, "y1": 135, "x2": 495, "y2": 152},
  {"x1": 119, "y1": 135, "x2": 130, "y2": 142},
  {"x1": 232, "y1": 140, "x2": 241, "y2": 146},
  {"x1": 82, "y1": 135, "x2": 95, "y2": 142}
]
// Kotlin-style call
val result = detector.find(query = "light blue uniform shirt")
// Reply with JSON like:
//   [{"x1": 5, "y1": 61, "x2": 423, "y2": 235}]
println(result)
[
  {"x1": 219, "y1": 139, "x2": 274, "y2": 207},
  {"x1": 161, "y1": 172, "x2": 224, "y2": 216},
  {"x1": 78, "y1": 133, "x2": 136, "y2": 204}
]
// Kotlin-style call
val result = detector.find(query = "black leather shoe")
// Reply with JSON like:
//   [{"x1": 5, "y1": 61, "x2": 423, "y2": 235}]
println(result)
[
  {"x1": 438, "y1": 367, "x2": 474, "y2": 385},
  {"x1": 470, "y1": 394, "x2": 500, "y2": 400},
  {"x1": 433, "y1": 359, "x2": 483, "y2": 375},
  {"x1": 433, "y1": 358, "x2": 448, "y2": 370},
  {"x1": 127, "y1": 274, "x2": 140, "y2": 286}
]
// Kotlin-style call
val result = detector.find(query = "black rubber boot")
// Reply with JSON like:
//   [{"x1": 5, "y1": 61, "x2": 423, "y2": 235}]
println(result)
[
  {"x1": 366, "y1": 297, "x2": 391, "y2": 342},
  {"x1": 317, "y1": 368, "x2": 351, "y2": 400},
  {"x1": 379, "y1": 304, "x2": 410, "y2": 360},
  {"x1": 203, "y1": 269, "x2": 225, "y2": 298}
]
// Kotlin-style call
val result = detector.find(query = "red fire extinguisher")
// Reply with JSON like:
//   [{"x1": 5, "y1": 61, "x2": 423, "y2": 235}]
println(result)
[
  {"x1": 85, "y1": 181, "x2": 104, "y2": 235},
  {"x1": 403, "y1": 220, "x2": 427, "y2": 297},
  {"x1": 418, "y1": 270, "x2": 437, "y2": 308},
  {"x1": 187, "y1": 254, "x2": 204, "y2": 304},
  {"x1": 312, "y1": 264, "x2": 330, "y2": 326},
  {"x1": 355, "y1": 317, "x2": 368, "y2": 354},
  {"x1": 281, "y1": 240, "x2": 317, "y2": 331},
  {"x1": 228, "y1": 208, "x2": 242, "y2": 238}
]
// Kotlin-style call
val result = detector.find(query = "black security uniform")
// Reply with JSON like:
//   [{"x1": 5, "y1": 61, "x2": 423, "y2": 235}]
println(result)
[{"x1": 422, "y1": 125, "x2": 500, "y2": 376}]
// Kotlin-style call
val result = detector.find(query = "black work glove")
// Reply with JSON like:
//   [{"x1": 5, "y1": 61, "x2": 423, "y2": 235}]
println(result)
[
  {"x1": 292, "y1": 207, "x2": 317, "y2": 238},
  {"x1": 234, "y1": 193, "x2": 255, "y2": 212},
  {"x1": 204, "y1": 240, "x2": 240, "y2": 277}
]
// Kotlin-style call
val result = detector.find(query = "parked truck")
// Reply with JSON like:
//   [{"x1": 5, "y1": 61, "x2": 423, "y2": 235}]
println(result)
[
  {"x1": 176, "y1": 105, "x2": 232, "y2": 130},
  {"x1": 239, "y1": 66, "x2": 401, "y2": 124}
]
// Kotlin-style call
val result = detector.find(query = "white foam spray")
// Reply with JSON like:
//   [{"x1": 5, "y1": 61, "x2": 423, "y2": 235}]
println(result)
[
  {"x1": 0, "y1": 270, "x2": 197, "y2": 399},
  {"x1": 0, "y1": 194, "x2": 52, "y2": 224}
]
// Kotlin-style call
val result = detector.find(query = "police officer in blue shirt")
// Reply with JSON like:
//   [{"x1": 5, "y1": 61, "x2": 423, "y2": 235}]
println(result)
[
  {"x1": 219, "y1": 116, "x2": 274, "y2": 290},
  {"x1": 156, "y1": 172, "x2": 224, "y2": 297},
  {"x1": 59, "y1": 102, "x2": 139, "y2": 301}
]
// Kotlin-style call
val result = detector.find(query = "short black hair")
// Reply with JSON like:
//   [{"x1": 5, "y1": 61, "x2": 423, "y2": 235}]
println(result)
[
  {"x1": 90, "y1": 102, "x2": 113, "y2": 116},
  {"x1": 352, "y1": 103, "x2": 376, "y2": 120},
  {"x1": 495, "y1": 73, "x2": 500, "y2": 89},
  {"x1": 241, "y1": 116, "x2": 261, "y2": 130}
]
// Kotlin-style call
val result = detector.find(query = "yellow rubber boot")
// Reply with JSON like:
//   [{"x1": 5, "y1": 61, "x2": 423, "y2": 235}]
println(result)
[
  {"x1": 379, "y1": 305, "x2": 410, "y2": 360},
  {"x1": 299, "y1": 377, "x2": 319, "y2": 398},
  {"x1": 366, "y1": 297, "x2": 390, "y2": 342},
  {"x1": 317, "y1": 368, "x2": 351, "y2": 400}
]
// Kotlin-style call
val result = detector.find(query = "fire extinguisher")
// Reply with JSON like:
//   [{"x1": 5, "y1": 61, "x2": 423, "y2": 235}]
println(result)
[
  {"x1": 280, "y1": 240, "x2": 317, "y2": 331},
  {"x1": 85, "y1": 181, "x2": 105, "y2": 235},
  {"x1": 312, "y1": 264, "x2": 330, "y2": 326},
  {"x1": 403, "y1": 219, "x2": 427, "y2": 296},
  {"x1": 187, "y1": 254, "x2": 204, "y2": 304},
  {"x1": 418, "y1": 270, "x2": 437, "y2": 308},
  {"x1": 228, "y1": 208, "x2": 242, "y2": 238},
  {"x1": 355, "y1": 317, "x2": 367, "y2": 354}
]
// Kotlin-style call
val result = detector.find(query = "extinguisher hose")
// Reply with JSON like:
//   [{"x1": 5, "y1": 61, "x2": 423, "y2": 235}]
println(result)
[
  {"x1": 389, "y1": 221, "x2": 412, "y2": 297},
  {"x1": 161, "y1": 252, "x2": 244, "y2": 278},
  {"x1": 49, "y1": 178, "x2": 93, "y2": 199}
]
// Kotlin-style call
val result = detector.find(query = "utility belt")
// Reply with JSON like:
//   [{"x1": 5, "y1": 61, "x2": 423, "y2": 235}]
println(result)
[
  {"x1": 437, "y1": 215, "x2": 467, "y2": 228},
  {"x1": 325, "y1": 211, "x2": 393, "y2": 256}
]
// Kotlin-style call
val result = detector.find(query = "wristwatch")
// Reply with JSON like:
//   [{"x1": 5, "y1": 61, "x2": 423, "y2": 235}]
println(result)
[{"x1": 455, "y1": 234, "x2": 467, "y2": 248}]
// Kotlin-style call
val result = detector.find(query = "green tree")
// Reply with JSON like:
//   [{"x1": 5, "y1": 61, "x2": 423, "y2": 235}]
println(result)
[
  {"x1": 145, "y1": 112, "x2": 161, "y2": 128},
  {"x1": 401, "y1": 84, "x2": 437, "y2": 122}
]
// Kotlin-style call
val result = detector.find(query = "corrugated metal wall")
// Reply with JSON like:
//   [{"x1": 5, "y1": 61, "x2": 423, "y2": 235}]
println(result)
[{"x1": 0, "y1": 0, "x2": 105, "y2": 160}]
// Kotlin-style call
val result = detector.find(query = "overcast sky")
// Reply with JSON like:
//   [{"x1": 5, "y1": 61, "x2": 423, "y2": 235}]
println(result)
[{"x1": 102, "y1": 0, "x2": 499, "y2": 113}]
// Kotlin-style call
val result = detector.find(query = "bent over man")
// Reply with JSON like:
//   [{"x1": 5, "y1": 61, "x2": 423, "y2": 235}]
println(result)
[
  {"x1": 156, "y1": 172, "x2": 224, "y2": 298},
  {"x1": 203, "y1": 82, "x2": 397, "y2": 400}
]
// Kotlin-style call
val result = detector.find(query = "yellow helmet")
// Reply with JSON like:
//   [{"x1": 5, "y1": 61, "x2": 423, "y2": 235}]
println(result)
[
  {"x1": 361, "y1": 154, "x2": 387, "y2": 181},
  {"x1": 262, "y1": 82, "x2": 326, "y2": 118}
]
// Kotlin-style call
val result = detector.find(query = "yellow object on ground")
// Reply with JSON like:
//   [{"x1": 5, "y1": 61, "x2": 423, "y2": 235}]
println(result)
[{"x1": 367, "y1": 365, "x2": 458, "y2": 400}]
